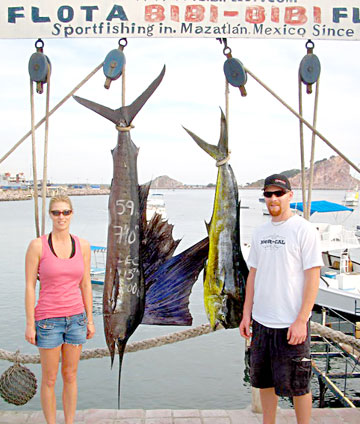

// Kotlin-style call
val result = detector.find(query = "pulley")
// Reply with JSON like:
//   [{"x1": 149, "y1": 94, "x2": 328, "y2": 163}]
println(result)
[
  {"x1": 224, "y1": 58, "x2": 247, "y2": 94},
  {"x1": 103, "y1": 38, "x2": 127, "y2": 89},
  {"x1": 299, "y1": 40, "x2": 321, "y2": 94},
  {"x1": 28, "y1": 39, "x2": 51, "y2": 94},
  {"x1": 219, "y1": 38, "x2": 247, "y2": 97}
]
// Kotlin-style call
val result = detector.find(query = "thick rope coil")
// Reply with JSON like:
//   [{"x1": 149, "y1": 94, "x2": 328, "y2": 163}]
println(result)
[
  {"x1": 116, "y1": 124, "x2": 134, "y2": 132},
  {"x1": 0, "y1": 324, "x2": 218, "y2": 364},
  {"x1": 310, "y1": 321, "x2": 360, "y2": 350},
  {"x1": 216, "y1": 151, "x2": 231, "y2": 167},
  {"x1": 1, "y1": 322, "x2": 359, "y2": 365}
]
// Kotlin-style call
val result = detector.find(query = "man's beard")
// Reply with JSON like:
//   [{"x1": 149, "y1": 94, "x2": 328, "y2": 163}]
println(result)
[{"x1": 268, "y1": 203, "x2": 282, "y2": 217}]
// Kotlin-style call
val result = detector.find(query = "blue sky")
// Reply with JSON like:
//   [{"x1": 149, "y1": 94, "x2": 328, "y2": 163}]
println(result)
[{"x1": 0, "y1": 37, "x2": 359, "y2": 185}]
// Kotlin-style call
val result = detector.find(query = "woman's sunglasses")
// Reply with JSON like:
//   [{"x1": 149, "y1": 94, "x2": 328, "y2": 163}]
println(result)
[
  {"x1": 50, "y1": 210, "x2": 72, "y2": 216},
  {"x1": 263, "y1": 190, "x2": 288, "y2": 198}
]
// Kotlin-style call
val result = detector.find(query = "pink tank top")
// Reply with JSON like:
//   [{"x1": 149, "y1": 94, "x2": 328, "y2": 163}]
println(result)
[{"x1": 35, "y1": 234, "x2": 85, "y2": 320}]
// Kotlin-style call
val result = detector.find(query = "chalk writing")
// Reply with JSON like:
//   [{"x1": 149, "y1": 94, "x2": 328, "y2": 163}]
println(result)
[
  {"x1": 117, "y1": 255, "x2": 139, "y2": 266},
  {"x1": 114, "y1": 224, "x2": 138, "y2": 244},
  {"x1": 116, "y1": 199, "x2": 135, "y2": 216}
]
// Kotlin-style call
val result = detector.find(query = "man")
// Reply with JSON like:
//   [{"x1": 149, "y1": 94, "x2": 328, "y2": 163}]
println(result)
[{"x1": 239, "y1": 174, "x2": 323, "y2": 424}]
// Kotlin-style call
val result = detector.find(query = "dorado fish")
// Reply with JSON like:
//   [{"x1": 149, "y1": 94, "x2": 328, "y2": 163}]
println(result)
[
  {"x1": 73, "y1": 67, "x2": 165, "y2": 407},
  {"x1": 183, "y1": 110, "x2": 248, "y2": 330}
]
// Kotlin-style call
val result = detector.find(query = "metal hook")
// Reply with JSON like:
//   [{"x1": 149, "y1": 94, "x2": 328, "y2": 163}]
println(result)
[
  {"x1": 35, "y1": 38, "x2": 44, "y2": 51},
  {"x1": 118, "y1": 38, "x2": 128, "y2": 50},
  {"x1": 217, "y1": 38, "x2": 232, "y2": 58},
  {"x1": 305, "y1": 39, "x2": 315, "y2": 54}
]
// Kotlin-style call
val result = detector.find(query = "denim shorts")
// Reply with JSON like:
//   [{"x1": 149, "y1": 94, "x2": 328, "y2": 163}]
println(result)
[
  {"x1": 35, "y1": 312, "x2": 87, "y2": 349},
  {"x1": 250, "y1": 320, "x2": 312, "y2": 397}
]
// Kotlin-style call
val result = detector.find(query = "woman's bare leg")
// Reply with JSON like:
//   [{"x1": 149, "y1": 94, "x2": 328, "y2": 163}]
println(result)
[
  {"x1": 39, "y1": 346, "x2": 62, "y2": 424},
  {"x1": 61, "y1": 343, "x2": 82, "y2": 424}
]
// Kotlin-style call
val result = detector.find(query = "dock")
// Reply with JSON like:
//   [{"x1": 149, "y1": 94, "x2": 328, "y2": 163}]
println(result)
[{"x1": 0, "y1": 408, "x2": 359, "y2": 424}]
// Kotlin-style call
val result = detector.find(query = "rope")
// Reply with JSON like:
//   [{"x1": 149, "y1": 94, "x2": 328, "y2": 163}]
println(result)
[
  {"x1": 1, "y1": 322, "x2": 359, "y2": 365},
  {"x1": 0, "y1": 62, "x2": 103, "y2": 166},
  {"x1": 225, "y1": 78, "x2": 229, "y2": 132},
  {"x1": 116, "y1": 124, "x2": 134, "y2": 132},
  {"x1": 0, "y1": 324, "x2": 218, "y2": 364},
  {"x1": 41, "y1": 65, "x2": 52, "y2": 236},
  {"x1": 216, "y1": 152, "x2": 231, "y2": 167},
  {"x1": 298, "y1": 72, "x2": 308, "y2": 220},
  {"x1": 122, "y1": 64, "x2": 126, "y2": 107},
  {"x1": 244, "y1": 66, "x2": 360, "y2": 176},
  {"x1": 30, "y1": 79, "x2": 40, "y2": 238},
  {"x1": 310, "y1": 321, "x2": 360, "y2": 350},
  {"x1": 306, "y1": 78, "x2": 320, "y2": 219}
]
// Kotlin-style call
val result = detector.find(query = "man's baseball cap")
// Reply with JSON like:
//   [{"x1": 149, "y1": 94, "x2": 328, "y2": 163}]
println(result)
[{"x1": 263, "y1": 174, "x2": 291, "y2": 191}]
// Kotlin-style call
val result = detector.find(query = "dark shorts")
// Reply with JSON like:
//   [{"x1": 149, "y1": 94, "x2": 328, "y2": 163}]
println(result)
[
  {"x1": 35, "y1": 312, "x2": 87, "y2": 349},
  {"x1": 249, "y1": 320, "x2": 312, "y2": 397}
]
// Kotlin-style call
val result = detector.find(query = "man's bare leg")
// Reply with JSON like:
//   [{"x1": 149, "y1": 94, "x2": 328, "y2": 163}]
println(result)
[
  {"x1": 293, "y1": 392, "x2": 312, "y2": 424},
  {"x1": 259, "y1": 388, "x2": 278, "y2": 424}
]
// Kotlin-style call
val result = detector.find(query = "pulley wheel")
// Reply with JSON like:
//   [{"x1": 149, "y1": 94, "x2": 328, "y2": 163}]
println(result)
[
  {"x1": 103, "y1": 49, "x2": 126, "y2": 81},
  {"x1": 28, "y1": 52, "x2": 50, "y2": 83},
  {"x1": 224, "y1": 58, "x2": 247, "y2": 88},
  {"x1": 299, "y1": 54, "x2": 321, "y2": 85}
]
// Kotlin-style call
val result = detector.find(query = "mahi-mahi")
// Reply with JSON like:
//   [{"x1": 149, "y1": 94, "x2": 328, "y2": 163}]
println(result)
[{"x1": 183, "y1": 110, "x2": 248, "y2": 329}]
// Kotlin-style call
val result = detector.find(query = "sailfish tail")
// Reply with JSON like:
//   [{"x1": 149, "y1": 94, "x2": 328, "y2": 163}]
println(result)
[
  {"x1": 183, "y1": 108, "x2": 228, "y2": 161},
  {"x1": 73, "y1": 66, "x2": 166, "y2": 127}
]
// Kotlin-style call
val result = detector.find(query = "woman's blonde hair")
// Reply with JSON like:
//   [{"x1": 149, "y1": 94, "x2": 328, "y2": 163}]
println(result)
[{"x1": 48, "y1": 195, "x2": 73, "y2": 213}]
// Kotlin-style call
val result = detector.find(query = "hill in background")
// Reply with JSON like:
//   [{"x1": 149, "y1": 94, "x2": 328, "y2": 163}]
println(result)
[{"x1": 243, "y1": 156, "x2": 360, "y2": 190}]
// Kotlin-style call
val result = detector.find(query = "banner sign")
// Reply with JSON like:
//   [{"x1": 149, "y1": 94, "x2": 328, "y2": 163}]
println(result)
[{"x1": 1, "y1": 1, "x2": 360, "y2": 40}]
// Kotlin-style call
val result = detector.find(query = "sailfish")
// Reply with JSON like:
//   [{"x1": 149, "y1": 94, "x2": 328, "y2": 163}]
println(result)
[{"x1": 74, "y1": 67, "x2": 209, "y2": 407}]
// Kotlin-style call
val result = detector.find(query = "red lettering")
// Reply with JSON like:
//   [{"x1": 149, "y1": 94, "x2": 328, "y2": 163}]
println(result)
[
  {"x1": 313, "y1": 6, "x2": 321, "y2": 24},
  {"x1": 185, "y1": 5, "x2": 205, "y2": 22},
  {"x1": 284, "y1": 7, "x2": 307, "y2": 25},
  {"x1": 210, "y1": 5, "x2": 218, "y2": 23},
  {"x1": 245, "y1": 6, "x2": 265, "y2": 24},
  {"x1": 271, "y1": 7, "x2": 279, "y2": 23},
  {"x1": 145, "y1": 5, "x2": 164, "y2": 22},
  {"x1": 171, "y1": 5, "x2": 179, "y2": 22},
  {"x1": 224, "y1": 11, "x2": 239, "y2": 18}
]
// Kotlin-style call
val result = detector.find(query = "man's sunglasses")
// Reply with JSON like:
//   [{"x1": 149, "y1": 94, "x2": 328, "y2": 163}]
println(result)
[
  {"x1": 50, "y1": 210, "x2": 72, "y2": 216},
  {"x1": 263, "y1": 190, "x2": 288, "y2": 198}
]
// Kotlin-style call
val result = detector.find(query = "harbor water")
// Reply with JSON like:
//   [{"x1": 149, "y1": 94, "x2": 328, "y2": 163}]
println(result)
[{"x1": 0, "y1": 188, "x2": 359, "y2": 411}]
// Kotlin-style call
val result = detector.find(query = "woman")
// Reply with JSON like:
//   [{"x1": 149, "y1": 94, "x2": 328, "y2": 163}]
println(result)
[{"x1": 25, "y1": 195, "x2": 95, "y2": 424}]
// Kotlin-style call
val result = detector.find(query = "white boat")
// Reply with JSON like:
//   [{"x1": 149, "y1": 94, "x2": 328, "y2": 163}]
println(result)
[
  {"x1": 90, "y1": 245, "x2": 106, "y2": 285},
  {"x1": 146, "y1": 193, "x2": 167, "y2": 221},
  {"x1": 290, "y1": 200, "x2": 360, "y2": 318},
  {"x1": 343, "y1": 189, "x2": 359, "y2": 207},
  {"x1": 319, "y1": 269, "x2": 360, "y2": 318}
]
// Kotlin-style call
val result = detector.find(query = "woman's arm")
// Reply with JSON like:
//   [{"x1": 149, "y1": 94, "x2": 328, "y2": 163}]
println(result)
[
  {"x1": 25, "y1": 238, "x2": 41, "y2": 345},
  {"x1": 79, "y1": 239, "x2": 95, "y2": 339}
]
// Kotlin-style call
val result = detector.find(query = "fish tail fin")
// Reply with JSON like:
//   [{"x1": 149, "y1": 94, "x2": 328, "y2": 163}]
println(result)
[
  {"x1": 183, "y1": 108, "x2": 228, "y2": 161},
  {"x1": 117, "y1": 340, "x2": 127, "y2": 409},
  {"x1": 73, "y1": 65, "x2": 165, "y2": 127},
  {"x1": 183, "y1": 126, "x2": 221, "y2": 160},
  {"x1": 73, "y1": 95, "x2": 119, "y2": 124},
  {"x1": 126, "y1": 66, "x2": 166, "y2": 125}
]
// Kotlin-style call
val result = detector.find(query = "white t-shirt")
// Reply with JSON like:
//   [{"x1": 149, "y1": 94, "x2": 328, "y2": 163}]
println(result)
[{"x1": 247, "y1": 214, "x2": 323, "y2": 328}]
